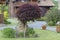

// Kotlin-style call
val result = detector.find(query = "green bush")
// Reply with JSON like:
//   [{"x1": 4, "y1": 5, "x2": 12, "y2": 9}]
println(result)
[
  {"x1": 40, "y1": 17, "x2": 47, "y2": 21},
  {"x1": 19, "y1": 27, "x2": 35, "y2": 37},
  {"x1": 19, "y1": 32, "x2": 24, "y2": 37},
  {"x1": 26, "y1": 27, "x2": 35, "y2": 37},
  {"x1": 4, "y1": 6, "x2": 8, "y2": 11},
  {"x1": 4, "y1": 7, "x2": 10, "y2": 24},
  {"x1": 2, "y1": 28, "x2": 16, "y2": 38},
  {"x1": 4, "y1": 11, "x2": 8, "y2": 19},
  {"x1": 36, "y1": 17, "x2": 47, "y2": 21},
  {"x1": 48, "y1": 21, "x2": 55, "y2": 26},
  {"x1": 45, "y1": 8, "x2": 60, "y2": 26},
  {"x1": 4, "y1": 18, "x2": 11, "y2": 24}
]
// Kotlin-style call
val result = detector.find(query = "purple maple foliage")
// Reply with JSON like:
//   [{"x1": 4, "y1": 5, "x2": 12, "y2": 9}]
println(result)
[{"x1": 16, "y1": 3, "x2": 41, "y2": 24}]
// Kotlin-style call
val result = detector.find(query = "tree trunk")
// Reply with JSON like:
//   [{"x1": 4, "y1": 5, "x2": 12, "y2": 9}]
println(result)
[
  {"x1": 8, "y1": 0, "x2": 15, "y2": 18},
  {"x1": 16, "y1": 20, "x2": 27, "y2": 37}
]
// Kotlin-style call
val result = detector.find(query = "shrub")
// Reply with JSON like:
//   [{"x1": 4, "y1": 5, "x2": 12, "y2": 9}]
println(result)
[
  {"x1": 4, "y1": 6, "x2": 8, "y2": 11},
  {"x1": 39, "y1": 17, "x2": 47, "y2": 21},
  {"x1": 45, "y1": 8, "x2": 60, "y2": 25},
  {"x1": 4, "y1": 11, "x2": 11, "y2": 24},
  {"x1": 48, "y1": 21, "x2": 55, "y2": 26},
  {"x1": 19, "y1": 27, "x2": 35, "y2": 37},
  {"x1": 25, "y1": 27, "x2": 35, "y2": 37},
  {"x1": 4, "y1": 18, "x2": 11, "y2": 24},
  {"x1": 32, "y1": 34, "x2": 39, "y2": 37},
  {"x1": 4, "y1": 11, "x2": 8, "y2": 19},
  {"x1": 19, "y1": 32, "x2": 24, "y2": 37},
  {"x1": 2, "y1": 28, "x2": 16, "y2": 38}
]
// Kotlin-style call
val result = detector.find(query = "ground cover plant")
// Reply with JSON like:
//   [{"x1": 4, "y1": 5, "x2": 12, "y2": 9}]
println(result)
[{"x1": 0, "y1": 29, "x2": 60, "y2": 40}]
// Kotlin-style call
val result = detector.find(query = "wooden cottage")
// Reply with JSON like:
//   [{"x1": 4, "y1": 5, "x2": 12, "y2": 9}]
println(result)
[
  {"x1": 0, "y1": 0, "x2": 54, "y2": 23},
  {"x1": 8, "y1": 0, "x2": 54, "y2": 17}
]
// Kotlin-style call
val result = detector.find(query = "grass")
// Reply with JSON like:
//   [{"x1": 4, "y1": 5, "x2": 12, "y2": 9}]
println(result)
[
  {"x1": 0, "y1": 29, "x2": 60, "y2": 40},
  {"x1": 0, "y1": 0, "x2": 59, "y2": 40}
]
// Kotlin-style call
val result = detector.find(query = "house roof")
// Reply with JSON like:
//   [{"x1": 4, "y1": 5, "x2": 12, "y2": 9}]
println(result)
[
  {"x1": 38, "y1": 0, "x2": 54, "y2": 6},
  {"x1": 13, "y1": 0, "x2": 54, "y2": 7},
  {"x1": 0, "y1": 0, "x2": 54, "y2": 6}
]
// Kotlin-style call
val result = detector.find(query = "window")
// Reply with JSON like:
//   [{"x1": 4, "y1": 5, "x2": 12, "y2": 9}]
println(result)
[
  {"x1": 32, "y1": 0, "x2": 37, "y2": 2},
  {"x1": 15, "y1": 0, "x2": 21, "y2": 1},
  {"x1": 21, "y1": 0, "x2": 30, "y2": 2},
  {"x1": 15, "y1": 0, "x2": 30, "y2": 2}
]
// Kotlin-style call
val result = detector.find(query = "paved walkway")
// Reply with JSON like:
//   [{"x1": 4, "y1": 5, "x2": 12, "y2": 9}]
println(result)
[
  {"x1": 0, "y1": 24, "x2": 16, "y2": 30},
  {"x1": 28, "y1": 21, "x2": 56, "y2": 32},
  {"x1": 0, "y1": 20, "x2": 56, "y2": 32}
]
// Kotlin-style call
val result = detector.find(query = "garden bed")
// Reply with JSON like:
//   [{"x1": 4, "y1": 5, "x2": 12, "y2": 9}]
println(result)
[{"x1": 0, "y1": 29, "x2": 60, "y2": 40}]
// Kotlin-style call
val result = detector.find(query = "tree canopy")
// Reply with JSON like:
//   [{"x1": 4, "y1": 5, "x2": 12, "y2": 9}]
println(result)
[{"x1": 16, "y1": 3, "x2": 41, "y2": 24}]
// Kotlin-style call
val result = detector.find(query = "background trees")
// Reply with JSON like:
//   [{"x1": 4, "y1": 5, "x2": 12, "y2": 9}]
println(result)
[
  {"x1": 45, "y1": 7, "x2": 60, "y2": 26},
  {"x1": 40, "y1": 0, "x2": 59, "y2": 26}
]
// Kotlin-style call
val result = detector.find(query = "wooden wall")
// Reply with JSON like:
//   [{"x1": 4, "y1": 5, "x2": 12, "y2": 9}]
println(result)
[{"x1": 0, "y1": 14, "x2": 4, "y2": 23}]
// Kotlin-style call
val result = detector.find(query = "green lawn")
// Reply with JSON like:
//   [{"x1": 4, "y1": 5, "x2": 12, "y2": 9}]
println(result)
[{"x1": 0, "y1": 29, "x2": 60, "y2": 40}]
